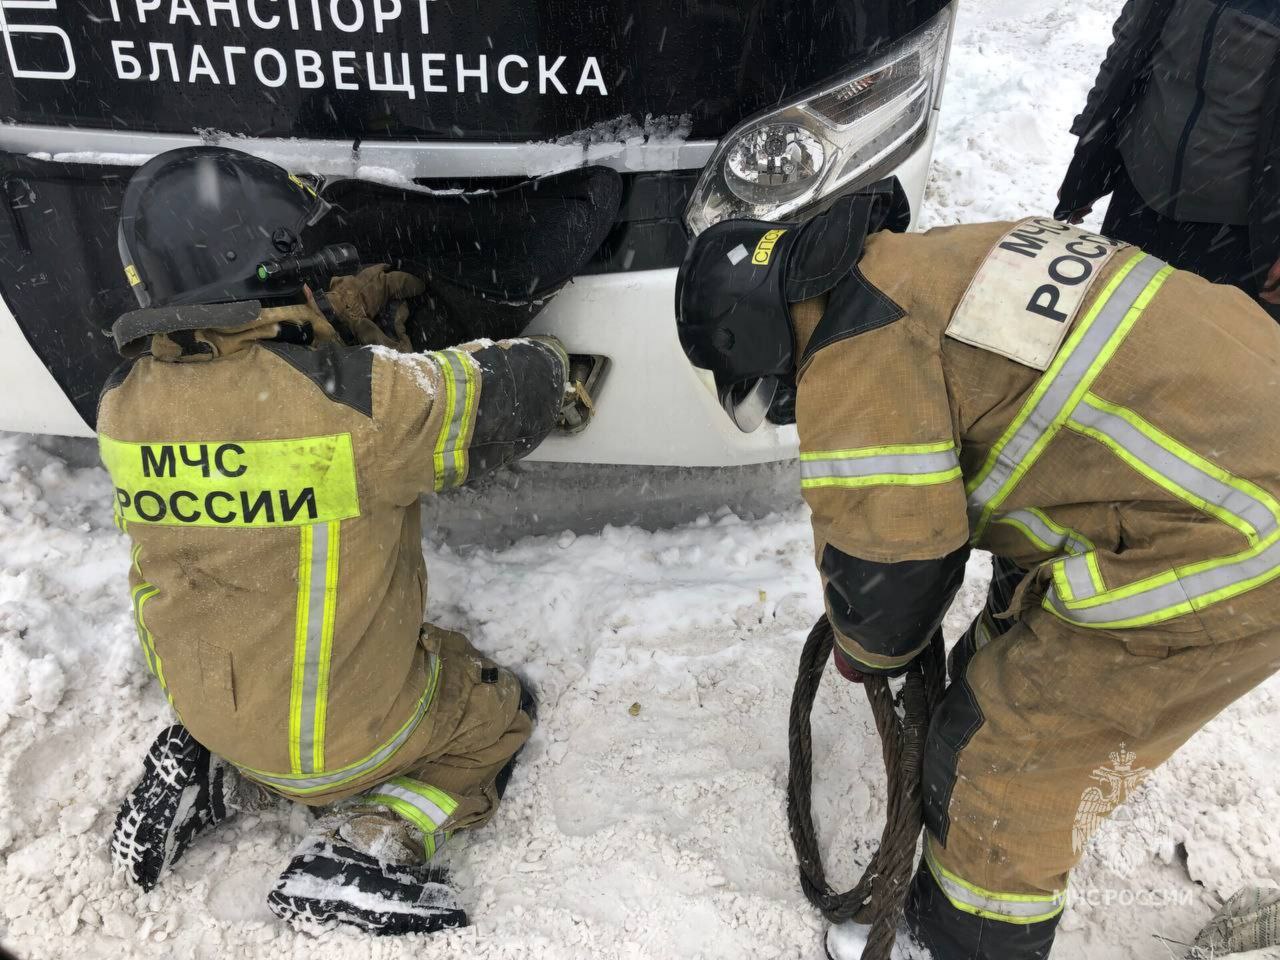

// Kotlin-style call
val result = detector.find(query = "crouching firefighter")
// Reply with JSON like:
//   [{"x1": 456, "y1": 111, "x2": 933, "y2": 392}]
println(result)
[
  {"x1": 100, "y1": 146, "x2": 591, "y2": 935},
  {"x1": 675, "y1": 181, "x2": 1280, "y2": 959}
]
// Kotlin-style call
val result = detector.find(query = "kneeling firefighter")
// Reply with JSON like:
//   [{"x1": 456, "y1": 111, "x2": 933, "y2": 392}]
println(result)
[
  {"x1": 676, "y1": 181, "x2": 1280, "y2": 959},
  {"x1": 100, "y1": 146, "x2": 589, "y2": 934}
]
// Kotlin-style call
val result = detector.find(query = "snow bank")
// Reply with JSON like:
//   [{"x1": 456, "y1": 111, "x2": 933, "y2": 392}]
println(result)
[{"x1": 2, "y1": 427, "x2": 1276, "y2": 960}]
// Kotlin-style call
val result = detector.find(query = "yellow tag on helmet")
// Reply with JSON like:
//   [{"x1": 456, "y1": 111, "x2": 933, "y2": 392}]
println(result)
[{"x1": 752, "y1": 229, "x2": 787, "y2": 266}]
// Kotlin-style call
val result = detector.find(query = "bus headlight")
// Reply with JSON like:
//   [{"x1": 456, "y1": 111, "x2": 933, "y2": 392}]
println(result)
[{"x1": 685, "y1": 7, "x2": 953, "y2": 235}]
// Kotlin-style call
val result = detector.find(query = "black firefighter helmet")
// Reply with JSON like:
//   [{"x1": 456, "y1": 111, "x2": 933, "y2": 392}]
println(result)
[
  {"x1": 675, "y1": 178, "x2": 910, "y2": 432},
  {"x1": 118, "y1": 146, "x2": 332, "y2": 308}
]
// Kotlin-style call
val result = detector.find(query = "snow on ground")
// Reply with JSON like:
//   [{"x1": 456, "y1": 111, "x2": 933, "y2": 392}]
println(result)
[{"x1": 4, "y1": 1, "x2": 1280, "y2": 958}]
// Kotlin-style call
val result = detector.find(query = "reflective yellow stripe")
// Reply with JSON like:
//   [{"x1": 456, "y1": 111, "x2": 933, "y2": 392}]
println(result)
[
  {"x1": 1086, "y1": 552, "x2": 1105, "y2": 595},
  {"x1": 925, "y1": 839, "x2": 1065, "y2": 925},
  {"x1": 430, "y1": 350, "x2": 480, "y2": 491},
  {"x1": 1046, "y1": 526, "x2": 1280, "y2": 628},
  {"x1": 132, "y1": 582, "x2": 175, "y2": 710},
  {"x1": 312, "y1": 522, "x2": 341, "y2": 772},
  {"x1": 1068, "y1": 393, "x2": 1280, "y2": 544},
  {"x1": 799, "y1": 440, "x2": 957, "y2": 460},
  {"x1": 131, "y1": 583, "x2": 160, "y2": 678},
  {"x1": 995, "y1": 515, "x2": 1054, "y2": 554},
  {"x1": 965, "y1": 253, "x2": 1166, "y2": 538},
  {"x1": 993, "y1": 508, "x2": 1094, "y2": 556},
  {"x1": 994, "y1": 509, "x2": 1102, "y2": 600},
  {"x1": 801, "y1": 441, "x2": 962, "y2": 490},
  {"x1": 1042, "y1": 388, "x2": 1280, "y2": 626},
  {"x1": 241, "y1": 653, "x2": 442, "y2": 796},
  {"x1": 128, "y1": 548, "x2": 172, "y2": 706},
  {"x1": 370, "y1": 794, "x2": 446, "y2": 858},
  {"x1": 364, "y1": 778, "x2": 460, "y2": 860},
  {"x1": 288, "y1": 521, "x2": 342, "y2": 775},
  {"x1": 431, "y1": 352, "x2": 458, "y2": 492},
  {"x1": 288, "y1": 524, "x2": 314, "y2": 775},
  {"x1": 802, "y1": 468, "x2": 962, "y2": 490}
]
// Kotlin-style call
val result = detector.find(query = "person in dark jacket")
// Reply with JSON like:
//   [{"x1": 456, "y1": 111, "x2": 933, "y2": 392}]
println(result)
[{"x1": 1056, "y1": 0, "x2": 1280, "y2": 319}]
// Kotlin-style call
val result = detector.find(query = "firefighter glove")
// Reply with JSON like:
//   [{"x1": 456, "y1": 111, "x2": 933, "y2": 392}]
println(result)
[{"x1": 307, "y1": 264, "x2": 427, "y2": 351}]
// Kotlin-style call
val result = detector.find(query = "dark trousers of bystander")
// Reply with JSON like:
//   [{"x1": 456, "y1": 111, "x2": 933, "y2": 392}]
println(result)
[{"x1": 1102, "y1": 164, "x2": 1280, "y2": 321}]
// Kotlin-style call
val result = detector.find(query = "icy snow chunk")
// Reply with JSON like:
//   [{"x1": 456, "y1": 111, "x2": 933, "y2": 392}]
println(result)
[
  {"x1": 7, "y1": 835, "x2": 61, "y2": 880},
  {"x1": 352, "y1": 165, "x2": 473, "y2": 195},
  {"x1": 43, "y1": 151, "x2": 152, "y2": 166},
  {"x1": 58, "y1": 804, "x2": 99, "y2": 838},
  {"x1": 826, "y1": 921, "x2": 869, "y2": 960},
  {"x1": 553, "y1": 113, "x2": 692, "y2": 147},
  {"x1": 26, "y1": 655, "x2": 66, "y2": 713}
]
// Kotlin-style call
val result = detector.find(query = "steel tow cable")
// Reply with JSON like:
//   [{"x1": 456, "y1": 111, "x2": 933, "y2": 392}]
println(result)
[{"x1": 787, "y1": 615, "x2": 947, "y2": 960}]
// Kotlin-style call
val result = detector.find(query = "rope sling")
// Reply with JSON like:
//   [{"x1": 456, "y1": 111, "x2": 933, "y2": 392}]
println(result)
[{"x1": 786, "y1": 615, "x2": 948, "y2": 960}]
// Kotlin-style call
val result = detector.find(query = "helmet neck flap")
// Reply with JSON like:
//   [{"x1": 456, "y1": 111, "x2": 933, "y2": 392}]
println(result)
[{"x1": 675, "y1": 178, "x2": 910, "y2": 432}]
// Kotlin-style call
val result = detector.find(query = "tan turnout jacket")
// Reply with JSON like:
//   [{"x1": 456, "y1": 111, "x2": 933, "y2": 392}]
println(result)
[
  {"x1": 796, "y1": 219, "x2": 1280, "y2": 670},
  {"x1": 97, "y1": 306, "x2": 565, "y2": 800}
]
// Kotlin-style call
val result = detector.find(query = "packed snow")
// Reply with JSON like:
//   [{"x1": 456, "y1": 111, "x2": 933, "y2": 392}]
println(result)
[{"x1": 3, "y1": 1, "x2": 1280, "y2": 959}]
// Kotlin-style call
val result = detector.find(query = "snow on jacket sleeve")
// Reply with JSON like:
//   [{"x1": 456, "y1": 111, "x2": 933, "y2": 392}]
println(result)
[{"x1": 370, "y1": 338, "x2": 567, "y2": 505}]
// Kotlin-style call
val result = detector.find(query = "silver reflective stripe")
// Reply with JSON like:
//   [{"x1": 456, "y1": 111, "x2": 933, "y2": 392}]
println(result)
[
  {"x1": 966, "y1": 254, "x2": 1168, "y2": 533},
  {"x1": 248, "y1": 654, "x2": 438, "y2": 793},
  {"x1": 998, "y1": 512, "x2": 1100, "y2": 601},
  {"x1": 931, "y1": 869, "x2": 1066, "y2": 921},
  {"x1": 296, "y1": 522, "x2": 330, "y2": 773},
  {"x1": 927, "y1": 843, "x2": 1066, "y2": 923},
  {"x1": 996, "y1": 508, "x2": 1091, "y2": 555},
  {"x1": 800, "y1": 449, "x2": 960, "y2": 481},
  {"x1": 994, "y1": 508, "x2": 1098, "y2": 600},
  {"x1": 373, "y1": 782, "x2": 453, "y2": 829},
  {"x1": 1062, "y1": 555, "x2": 1098, "y2": 601},
  {"x1": 1071, "y1": 395, "x2": 1279, "y2": 541},
  {"x1": 131, "y1": 583, "x2": 160, "y2": 677},
  {"x1": 1048, "y1": 534, "x2": 1280, "y2": 626}
]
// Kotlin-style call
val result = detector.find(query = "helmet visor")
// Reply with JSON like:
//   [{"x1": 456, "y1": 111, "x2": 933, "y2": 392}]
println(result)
[{"x1": 721, "y1": 376, "x2": 779, "y2": 433}]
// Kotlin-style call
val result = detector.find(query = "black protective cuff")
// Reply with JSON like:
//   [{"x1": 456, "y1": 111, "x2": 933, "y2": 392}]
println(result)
[
  {"x1": 821, "y1": 542, "x2": 970, "y2": 675},
  {"x1": 465, "y1": 340, "x2": 564, "y2": 480}
]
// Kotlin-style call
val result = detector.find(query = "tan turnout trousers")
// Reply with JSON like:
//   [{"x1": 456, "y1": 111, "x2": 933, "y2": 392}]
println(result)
[{"x1": 358, "y1": 624, "x2": 532, "y2": 853}]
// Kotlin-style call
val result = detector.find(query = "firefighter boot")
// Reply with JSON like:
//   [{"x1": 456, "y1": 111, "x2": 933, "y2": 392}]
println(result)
[
  {"x1": 266, "y1": 807, "x2": 468, "y2": 936},
  {"x1": 111, "y1": 723, "x2": 271, "y2": 891}
]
